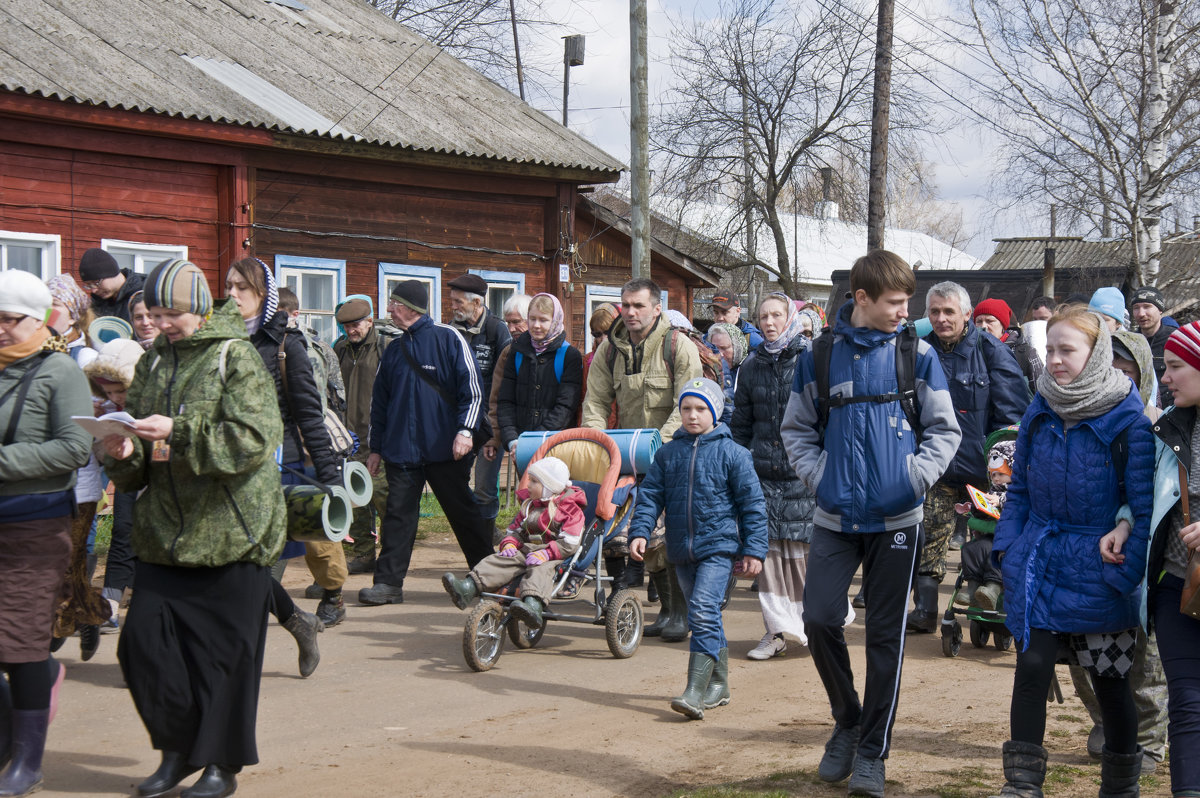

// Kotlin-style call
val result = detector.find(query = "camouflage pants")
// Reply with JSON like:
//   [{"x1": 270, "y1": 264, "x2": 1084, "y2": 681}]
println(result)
[
  {"x1": 345, "y1": 463, "x2": 389, "y2": 560},
  {"x1": 1068, "y1": 627, "x2": 1168, "y2": 760},
  {"x1": 919, "y1": 481, "x2": 963, "y2": 583}
]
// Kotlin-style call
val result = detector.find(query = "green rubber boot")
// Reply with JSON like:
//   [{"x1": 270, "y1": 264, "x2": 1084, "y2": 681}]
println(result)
[
  {"x1": 509, "y1": 596, "x2": 546, "y2": 630},
  {"x1": 660, "y1": 567, "x2": 690, "y2": 643},
  {"x1": 670, "y1": 652, "x2": 716, "y2": 720},
  {"x1": 441, "y1": 572, "x2": 478, "y2": 610},
  {"x1": 703, "y1": 647, "x2": 730, "y2": 709},
  {"x1": 642, "y1": 569, "x2": 671, "y2": 637}
]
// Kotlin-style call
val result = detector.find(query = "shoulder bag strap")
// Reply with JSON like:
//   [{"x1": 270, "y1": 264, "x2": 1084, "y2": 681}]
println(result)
[
  {"x1": 2, "y1": 352, "x2": 52, "y2": 445},
  {"x1": 399, "y1": 334, "x2": 456, "y2": 407}
]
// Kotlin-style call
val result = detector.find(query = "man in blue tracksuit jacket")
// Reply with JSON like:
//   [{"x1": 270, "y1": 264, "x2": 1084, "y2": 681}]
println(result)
[
  {"x1": 780, "y1": 251, "x2": 960, "y2": 798},
  {"x1": 362, "y1": 280, "x2": 493, "y2": 606}
]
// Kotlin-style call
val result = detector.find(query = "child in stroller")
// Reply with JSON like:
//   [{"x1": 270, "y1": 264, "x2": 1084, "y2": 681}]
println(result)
[
  {"x1": 442, "y1": 456, "x2": 586, "y2": 630},
  {"x1": 953, "y1": 425, "x2": 1018, "y2": 611}
]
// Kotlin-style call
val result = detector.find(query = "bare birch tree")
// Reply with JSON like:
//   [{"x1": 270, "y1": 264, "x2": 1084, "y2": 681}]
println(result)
[{"x1": 968, "y1": 0, "x2": 1200, "y2": 286}]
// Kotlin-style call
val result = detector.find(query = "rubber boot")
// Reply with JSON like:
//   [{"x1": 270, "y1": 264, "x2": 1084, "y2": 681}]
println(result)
[
  {"x1": 0, "y1": 709, "x2": 49, "y2": 796},
  {"x1": 282, "y1": 608, "x2": 324, "y2": 678},
  {"x1": 670, "y1": 652, "x2": 716, "y2": 720},
  {"x1": 137, "y1": 751, "x2": 200, "y2": 798},
  {"x1": 179, "y1": 764, "x2": 237, "y2": 798},
  {"x1": 604, "y1": 556, "x2": 626, "y2": 595},
  {"x1": 660, "y1": 567, "x2": 690, "y2": 643},
  {"x1": 509, "y1": 596, "x2": 546, "y2": 630},
  {"x1": 703, "y1": 647, "x2": 730, "y2": 709},
  {"x1": 906, "y1": 575, "x2": 940, "y2": 634},
  {"x1": 643, "y1": 569, "x2": 671, "y2": 637},
  {"x1": 989, "y1": 740, "x2": 1047, "y2": 798},
  {"x1": 624, "y1": 558, "x2": 645, "y2": 588},
  {"x1": 441, "y1": 572, "x2": 479, "y2": 610},
  {"x1": 1098, "y1": 746, "x2": 1142, "y2": 798}
]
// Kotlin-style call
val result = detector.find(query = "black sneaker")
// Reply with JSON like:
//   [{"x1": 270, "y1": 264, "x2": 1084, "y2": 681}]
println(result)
[
  {"x1": 304, "y1": 582, "x2": 324, "y2": 600},
  {"x1": 358, "y1": 583, "x2": 404, "y2": 605},
  {"x1": 818, "y1": 724, "x2": 861, "y2": 783},
  {"x1": 79, "y1": 625, "x2": 100, "y2": 662},
  {"x1": 847, "y1": 756, "x2": 885, "y2": 797},
  {"x1": 315, "y1": 591, "x2": 346, "y2": 626}
]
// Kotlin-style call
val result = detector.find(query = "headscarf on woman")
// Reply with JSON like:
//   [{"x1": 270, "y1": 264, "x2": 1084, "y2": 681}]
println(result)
[
  {"x1": 47, "y1": 274, "x2": 90, "y2": 325},
  {"x1": 231, "y1": 257, "x2": 278, "y2": 336},
  {"x1": 529, "y1": 292, "x2": 565, "y2": 355},
  {"x1": 1036, "y1": 314, "x2": 1132, "y2": 423},
  {"x1": 761, "y1": 292, "x2": 807, "y2": 356},
  {"x1": 707, "y1": 322, "x2": 748, "y2": 367},
  {"x1": 664, "y1": 309, "x2": 694, "y2": 331}
]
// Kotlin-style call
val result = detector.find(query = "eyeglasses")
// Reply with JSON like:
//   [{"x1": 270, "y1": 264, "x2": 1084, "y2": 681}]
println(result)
[
  {"x1": 80, "y1": 279, "x2": 103, "y2": 290},
  {"x1": 0, "y1": 314, "x2": 29, "y2": 327}
]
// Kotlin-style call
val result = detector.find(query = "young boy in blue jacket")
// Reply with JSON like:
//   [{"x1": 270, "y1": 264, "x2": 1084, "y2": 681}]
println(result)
[
  {"x1": 629, "y1": 378, "x2": 768, "y2": 721},
  {"x1": 780, "y1": 250, "x2": 961, "y2": 797}
]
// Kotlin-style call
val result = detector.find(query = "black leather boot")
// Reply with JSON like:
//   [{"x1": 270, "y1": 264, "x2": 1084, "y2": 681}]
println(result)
[
  {"x1": 906, "y1": 575, "x2": 940, "y2": 634},
  {"x1": 1098, "y1": 746, "x2": 1142, "y2": 798},
  {"x1": 282, "y1": 608, "x2": 324, "y2": 678},
  {"x1": 989, "y1": 740, "x2": 1046, "y2": 797},
  {"x1": 180, "y1": 764, "x2": 237, "y2": 798},
  {"x1": 660, "y1": 567, "x2": 690, "y2": 643},
  {"x1": 642, "y1": 569, "x2": 671, "y2": 637},
  {"x1": 137, "y1": 751, "x2": 200, "y2": 798},
  {"x1": 0, "y1": 709, "x2": 48, "y2": 796}
]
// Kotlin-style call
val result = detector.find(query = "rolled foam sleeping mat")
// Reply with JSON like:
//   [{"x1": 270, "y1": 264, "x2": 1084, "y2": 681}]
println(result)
[
  {"x1": 514, "y1": 428, "x2": 662, "y2": 477},
  {"x1": 341, "y1": 460, "x2": 374, "y2": 508},
  {"x1": 283, "y1": 484, "x2": 352, "y2": 543}
]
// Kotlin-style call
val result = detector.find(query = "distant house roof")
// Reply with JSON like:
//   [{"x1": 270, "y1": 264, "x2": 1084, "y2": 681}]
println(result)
[
  {"x1": 982, "y1": 236, "x2": 1200, "y2": 317},
  {"x1": 0, "y1": 0, "x2": 625, "y2": 178},
  {"x1": 588, "y1": 189, "x2": 741, "y2": 274}
]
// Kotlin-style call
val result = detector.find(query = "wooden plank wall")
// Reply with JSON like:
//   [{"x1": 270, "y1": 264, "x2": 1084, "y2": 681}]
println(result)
[{"x1": 0, "y1": 140, "x2": 221, "y2": 283}]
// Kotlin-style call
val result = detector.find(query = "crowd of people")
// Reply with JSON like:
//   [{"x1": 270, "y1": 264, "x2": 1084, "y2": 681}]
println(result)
[{"x1": 0, "y1": 246, "x2": 1198, "y2": 798}]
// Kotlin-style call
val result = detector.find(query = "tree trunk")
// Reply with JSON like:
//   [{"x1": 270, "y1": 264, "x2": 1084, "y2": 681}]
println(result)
[
  {"x1": 867, "y1": 0, "x2": 894, "y2": 251},
  {"x1": 1140, "y1": 0, "x2": 1177, "y2": 286}
]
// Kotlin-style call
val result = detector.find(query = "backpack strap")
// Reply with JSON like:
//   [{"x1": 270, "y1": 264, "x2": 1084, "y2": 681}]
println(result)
[
  {"x1": 814, "y1": 332, "x2": 834, "y2": 436},
  {"x1": 661, "y1": 328, "x2": 679, "y2": 383},
  {"x1": 276, "y1": 333, "x2": 290, "y2": 395},
  {"x1": 514, "y1": 350, "x2": 522, "y2": 377},
  {"x1": 894, "y1": 326, "x2": 923, "y2": 441},
  {"x1": 512, "y1": 341, "x2": 568, "y2": 383},
  {"x1": 1111, "y1": 425, "x2": 1130, "y2": 504},
  {"x1": 1, "y1": 351, "x2": 52, "y2": 445},
  {"x1": 218, "y1": 339, "x2": 235, "y2": 385},
  {"x1": 815, "y1": 326, "x2": 922, "y2": 442}
]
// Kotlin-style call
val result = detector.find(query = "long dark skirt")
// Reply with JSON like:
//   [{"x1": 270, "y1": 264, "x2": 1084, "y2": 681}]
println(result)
[
  {"x1": 53, "y1": 501, "x2": 112, "y2": 637},
  {"x1": 118, "y1": 561, "x2": 270, "y2": 769},
  {"x1": 0, "y1": 515, "x2": 72, "y2": 662}
]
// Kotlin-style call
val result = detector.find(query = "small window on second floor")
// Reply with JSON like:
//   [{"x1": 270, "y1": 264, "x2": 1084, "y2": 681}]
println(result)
[{"x1": 102, "y1": 240, "x2": 188, "y2": 274}]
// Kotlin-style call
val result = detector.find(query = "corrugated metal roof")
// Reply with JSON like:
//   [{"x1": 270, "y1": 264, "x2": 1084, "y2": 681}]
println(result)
[{"x1": 0, "y1": 0, "x2": 625, "y2": 176}]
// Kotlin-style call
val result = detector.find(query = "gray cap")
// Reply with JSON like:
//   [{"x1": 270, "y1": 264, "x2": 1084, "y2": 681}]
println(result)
[{"x1": 678, "y1": 377, "x2": 725, "y2": 424}]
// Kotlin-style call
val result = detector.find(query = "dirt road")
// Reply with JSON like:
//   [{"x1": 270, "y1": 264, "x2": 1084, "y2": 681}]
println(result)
[{"x1": 45, "y1": 538, "x2": 1168, "y2": 797}]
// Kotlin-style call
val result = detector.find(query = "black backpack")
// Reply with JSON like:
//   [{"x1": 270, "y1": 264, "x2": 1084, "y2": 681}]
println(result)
[{"x1": 814, "y1": 324, "x2": 922, "y2": 442}]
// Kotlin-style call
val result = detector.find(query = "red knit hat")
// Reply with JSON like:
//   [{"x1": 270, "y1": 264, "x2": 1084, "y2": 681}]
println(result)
[
  {"x1": 973, "y1": 298, "x2": 1013, "y2": 328},
  {"x1": 1166, "y1": 321, "x2": 1200, "y2": 373}
]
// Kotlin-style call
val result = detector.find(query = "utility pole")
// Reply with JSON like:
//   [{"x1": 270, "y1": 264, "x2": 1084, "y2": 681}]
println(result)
[
  {"x1": 742, "y1": 92, "x2": 755, "y2": 267},
  {"x1": 1043, "y1": 204, "x2": 1057, "y2": 298},
  {"x1": 509, "y1": 0, "x2": 525, "y2": 101},
  {"x1": 866, "y1": 0, "x2": 894, "y2": 251},
  {"x1": 630, "y1": 0, "x2": 650, "y2": 279},
  {"x1": 562, "y1": 35, "x2": 585, "y2": 126}
]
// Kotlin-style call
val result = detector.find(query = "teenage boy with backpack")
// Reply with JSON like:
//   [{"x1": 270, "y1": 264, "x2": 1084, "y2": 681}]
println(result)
[{"x1": 779, "y1": 250, "x2": 961, "y2": 798}]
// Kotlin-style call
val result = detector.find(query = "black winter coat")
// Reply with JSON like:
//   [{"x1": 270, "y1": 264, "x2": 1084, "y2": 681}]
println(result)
[
  {"x1": 90, "y1": 269, "x2": 145, "y2": 323},
  {"x1": 496, "y1": 331, "x2": 583, "y2": 449},
  {"x1": 730, "y1": 336, "x2": 815, "y2": 542},
  {"x1": 252, "y1": 311, "x2": 340, "y2": 483},
  {"x1": 453, "y1": 308, "x2": 512, "y2": 393}
]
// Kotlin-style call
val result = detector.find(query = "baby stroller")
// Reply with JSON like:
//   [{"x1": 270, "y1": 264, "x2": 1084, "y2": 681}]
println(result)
[
  {"x1": 940, "y1": 572, "x2": 1013, "y2": 657},
  {"x1": 460, "y1": 428, "x2": 644, "y2": 672}
]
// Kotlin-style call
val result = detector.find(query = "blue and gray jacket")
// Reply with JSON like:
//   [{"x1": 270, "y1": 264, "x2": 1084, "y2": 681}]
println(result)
[{"x1": 779, "y1": 300, "x2": 961, "y2": 534}]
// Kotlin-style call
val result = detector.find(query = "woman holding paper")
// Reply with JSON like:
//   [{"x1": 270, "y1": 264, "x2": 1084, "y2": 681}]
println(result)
[
  {"x1": 0, "y1": 269, "x2": 92, "y2": 796},
  {"x1": 100, "y1": 259, "x2": 285, "y2": 798}
]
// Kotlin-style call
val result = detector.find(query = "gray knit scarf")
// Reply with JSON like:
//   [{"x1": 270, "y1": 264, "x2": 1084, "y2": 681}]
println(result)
[{"x1": 1036, "y1": 318, "x2": 1132, "y2": 423}]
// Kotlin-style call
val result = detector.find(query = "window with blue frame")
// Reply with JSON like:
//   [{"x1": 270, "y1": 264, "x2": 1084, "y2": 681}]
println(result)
[
  {"x1": 468, "y1": 269, "x2": 526, "y2": 316},
  {"x1": 584, "y1": 283, "x2": 668, "y2": 351},
  {"x1": 379, "y1": 262, "x2": 442, "y2": 323},
  {"x1": 276, "y1": 255, "x2": 345, "y2": 342}
]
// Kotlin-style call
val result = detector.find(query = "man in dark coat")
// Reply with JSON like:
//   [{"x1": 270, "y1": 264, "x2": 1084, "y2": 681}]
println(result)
[
  {"x1": 1130, "y1": 286, "x2": 1180, "y2": 409},
  {"x1": 909, "y1": 281, "x2": 1029, "y2": 633},
  {"x1": 447, "y1": 273, "x2": 511, "y2": 536},
  {"x1": 78, "y1": 248, "x2": 145, "y2": 323},
  {"x1": 711, "y1": 294, "x2": 764, "y2": 349}
]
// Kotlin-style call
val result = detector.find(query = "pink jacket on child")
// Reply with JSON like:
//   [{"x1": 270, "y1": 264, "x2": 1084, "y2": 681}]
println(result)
[{"x1": 499, "y1": 485, "x2": 587, "y2": 561}]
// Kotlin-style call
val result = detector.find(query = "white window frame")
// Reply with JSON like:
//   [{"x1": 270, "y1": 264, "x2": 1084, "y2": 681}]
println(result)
[
  {"x1": 101, "y1": 239, "x2": 188, "y2": 274},
  {"x1": 0, "y1": 231, "x2": 60, "y2": 280},
  {"x1": 379, "y1": 263, "x2": 442, "y2": 323},
  {"x1": 468, "y1": 268, "x2": 526, "y2": 317},
  {"x1": 583, "y1": 284, "x2": 668, "y2": 351},
  {"x1": 276, "y1": 255, "x2": 345, "y2": 343}
]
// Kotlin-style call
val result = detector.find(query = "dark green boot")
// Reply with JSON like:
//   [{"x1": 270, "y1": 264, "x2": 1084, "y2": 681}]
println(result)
[
  {"x1": 643, "y1": 569, "x2": 671, "y2": 637},
  {"x1": 509, "y1": 596, "x2": 545, "y2": 630},
  {"x1": 670, "y1": 652, "x2": 716, "y2": 720},
  {"x1": 661, "y1": 567, "x2": 690, "y2": 643},
  {"x1": 703, "y1": 647, "x2": 730, "y2": 709},
  {"x1": 441, "y1": 572, "x2": 479, "y2": 610}
]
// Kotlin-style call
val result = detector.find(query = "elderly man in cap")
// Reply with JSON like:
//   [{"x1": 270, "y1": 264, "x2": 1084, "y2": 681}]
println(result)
[
  {"x1": 1130, "y1": 286, "x2": 1180, "y2": 408},
  {"x1": 360, "y1": 281, "x2": 493, "y2": 605},
  {"x1": 77, "y1": 248, "x2": 144, "y2": 323},
  {"x1": 332, "y1": 295, "x2": 393, "y2": 574},
  {"x1": 710, "y1": 293, "x2": 764, "y2": 349},
  {"x1": 446, "y1": 273, "x2": 512, "y2": 536}
]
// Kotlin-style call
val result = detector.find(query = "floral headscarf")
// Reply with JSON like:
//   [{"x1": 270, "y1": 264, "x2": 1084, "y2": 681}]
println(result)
[
  {"x1": 46, "y1": 274, "x2": 90, "y2": 322},
  {"x1": 529, "y1": 292, "x2": 565, "y2": 354},
  {"x1": 761, "y1": 292, "x2": 807, "y2": 355},
  {"x1": 707, "y1": 322, "x2": 748, "y2": 367}
]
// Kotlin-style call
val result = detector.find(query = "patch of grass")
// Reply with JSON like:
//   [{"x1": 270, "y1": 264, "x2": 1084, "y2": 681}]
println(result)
[
  {"x1": 664, "y1": 789, "x2": 791, "y2": 798},
  {"x1": 1054, "y1": 713, "x2": 1084, "y2": 723},
  {"x1": 1048, "y1": 728, "x2": 1072, "y2": 738},
  {"x1": 1045, "y1": 764, "x2": 1085, "y2": 786},
  {"x1": 93, "y1": 513, "x2": 112, "y2": 557},
  {"x1": 932, "y1": 765, "x2": 989, "y2": 798}
]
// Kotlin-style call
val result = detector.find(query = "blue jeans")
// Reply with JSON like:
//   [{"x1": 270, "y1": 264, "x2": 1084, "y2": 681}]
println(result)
[
  {"x1": 1153, "y1": 574, "x2": 1200, "y2": 794},
  {"x1": 674, "y1": 556, "x2": 733, "y2": 660},
  {"x1": 473, "y1": 449, "x2": 502, "y2": 521}
]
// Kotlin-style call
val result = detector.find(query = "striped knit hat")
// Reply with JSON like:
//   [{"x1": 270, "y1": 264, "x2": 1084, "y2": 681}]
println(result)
[
  {"x1": 144, "y1": 259, "x2": 212, "y2": 316},
  {"x1": 1166, "y1": 321, "x2": 1200, "y2": 373}
]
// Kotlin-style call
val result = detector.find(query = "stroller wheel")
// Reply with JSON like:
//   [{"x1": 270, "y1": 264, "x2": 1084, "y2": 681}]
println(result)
[
  {"x1": 606, "y1": 588, "x2": 643, "y2": 659},
  {"x1": 994, "y1": 628, "x2": 1014, "y2": 651},
  {"x1": 941, "y1": 619, "x2": 962, "y2": 658},
  {"x1": 507, "y1": 614, "x2": 546, "y2": 649},
  {"x1": 463, "y1": 600, "x2": 506, "y2": 672},
  {"x1": 969, "y1": 619, "x2": 990, "y2": 648}
]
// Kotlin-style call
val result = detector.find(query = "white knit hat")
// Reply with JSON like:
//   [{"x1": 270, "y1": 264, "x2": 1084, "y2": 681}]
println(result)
[
  {"x1": 526, "y1": 456, "x2": 571, "y2": 495},
  {"x1": 0, "y1": 270, "x2": 52, "y2": 322}
]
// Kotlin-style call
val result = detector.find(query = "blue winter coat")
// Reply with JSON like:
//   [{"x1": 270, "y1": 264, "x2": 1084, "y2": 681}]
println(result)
[
  {"x1": 628, "y1": 423, "x2": 768, "y2": 565},
  {"x1": 924, "y1": 323, "x2": 1030, "y2": 486},
  {"x1": 992, "y1": 388, "x2": 1155, "y2": 647},
  {"x1": 369, "y1": 315, "x2": 484, "y2": 467},
  {"x1": 779, "y1": 300, "x2": 962, "y2": 534},
  {"x1": 737, "y1": 318, "x2": 765, "y2": 350}
]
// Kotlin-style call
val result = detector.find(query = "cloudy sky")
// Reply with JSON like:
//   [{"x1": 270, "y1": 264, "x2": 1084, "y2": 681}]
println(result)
[{"x1": 508, "y1": 0, "x2": 1030, "y2": 259}]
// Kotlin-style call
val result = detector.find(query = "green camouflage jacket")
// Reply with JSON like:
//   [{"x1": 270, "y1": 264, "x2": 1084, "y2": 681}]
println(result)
[{"x1": 104, "y1": 300, "x2": 285, "y2": 567}]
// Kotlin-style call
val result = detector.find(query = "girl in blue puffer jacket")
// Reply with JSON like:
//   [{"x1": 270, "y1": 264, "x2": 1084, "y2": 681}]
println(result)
[
  {"x1": 990, "y1": 305, "x2": 1154, "y2": 797},
  {"x1": 629, "y1": 378, "x2": 768, "y2": 722}
]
